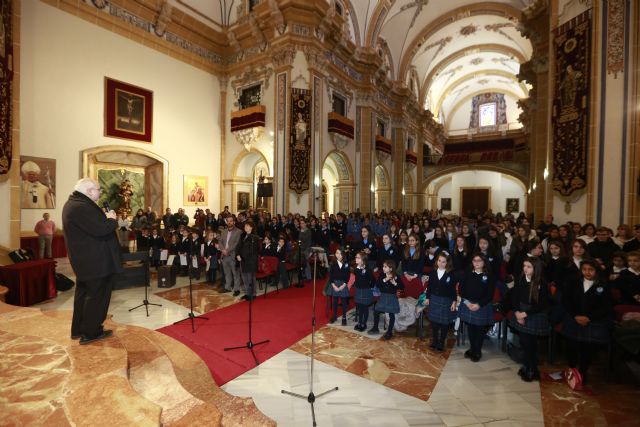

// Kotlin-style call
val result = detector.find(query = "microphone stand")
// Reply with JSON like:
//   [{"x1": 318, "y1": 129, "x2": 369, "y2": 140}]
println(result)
[
  {"x1": 173, "y1": 236, "x2": 209, "y2": 332},
  {"x1": 128, "y1": 251, "x2": 162, "y2": 317},
  {"x1": 224, "y1": 258, "x2": 270, "y2": 365},
  {"x1": 281, "y1": 249, "x2": 338, "y2": 426},
  {"x1": 296, "y1": 239, "x2": 304, "y2": 288}
]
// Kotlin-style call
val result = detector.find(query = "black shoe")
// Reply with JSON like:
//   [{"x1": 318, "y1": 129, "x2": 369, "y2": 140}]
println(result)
[
  {"x1": 241, "y1": 295, "x2": 249, "y2": 300},
  {"x1": 435, "y1": 345, "x2": 444, "y2": 352},
  {"x1": 367, "y1": 328, "x2": 380, "y2": 335},
  {"x1": 429, "y1": 342, "x2": 437, "y2": 349},
  {"x1": 341, "y1": 318, "x2": 347, "y2": 326},
  {"x1": 470, "y1": 352, "x2": 482, "y2": 362},
  {"x1": 464, "y1": 350, "x2": 474, "y2": 359},
  {"x1": 521, "y1": 367, "x2": 540, "y2": 382},
  {"x1": 382, "y1": 333, "x2": 393, "y2": 341},
  {"x1": 233, "y1": 291, "x2": 240, "y2": 297},
  {"x1": 79, "y1": 329, "x2": 113, "y2": 345},
  {"x1": 71, "y1": 333, "x2": 81, "y2": 340},
  {"x1": 517, "y1": 366, "x2": 526, "y2": 378},
  {"x1": 354, "y1": 324, "x2": 362, "y2": 331}
]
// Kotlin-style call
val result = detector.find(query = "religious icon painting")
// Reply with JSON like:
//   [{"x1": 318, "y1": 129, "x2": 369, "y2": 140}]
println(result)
[
  {"x1": 104, "y1": 77, "x2": 153, "y2": 143},
  {"x1": 237, "y1": 191, "x2": 250, "y2": 211},
  {"x1": 20, "y1": 156, "x2": 56, "y2": 209},
  {"x1": 183, "y1": 175, "x2": 208, "y2": 206},
  {"x1": 506, "y1": 198, "x2": 519, "y2": 213}
]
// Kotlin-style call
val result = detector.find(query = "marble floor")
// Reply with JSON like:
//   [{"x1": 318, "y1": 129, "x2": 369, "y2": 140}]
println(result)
[{"x1": 23, "y1": 258, "x2": 640, "y2": 426}]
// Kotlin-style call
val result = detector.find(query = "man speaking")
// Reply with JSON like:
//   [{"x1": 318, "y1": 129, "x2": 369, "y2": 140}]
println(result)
[{"x1": 62, "y1": 178, "x2": 122, "y2": 344}]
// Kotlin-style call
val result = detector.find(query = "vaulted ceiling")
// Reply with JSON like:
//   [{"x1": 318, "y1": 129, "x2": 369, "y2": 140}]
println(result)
[{"x1": 169, "y1": 0, "x2": 534, "y2": 126}]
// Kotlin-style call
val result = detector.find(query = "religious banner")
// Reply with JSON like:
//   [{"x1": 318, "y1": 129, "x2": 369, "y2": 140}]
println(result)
[
  {"x1": 0, "y1": 0, "x2": 13, "y2": 175},
  {"x1": 289, "y1": 88, "x2": 311, "y2": 196},
  {"x1": 607, "y1": 0, "x2": 625, "y2": 77},
  {"x1": 552, "y1": 10, "x2": 591, "y2": 197}
]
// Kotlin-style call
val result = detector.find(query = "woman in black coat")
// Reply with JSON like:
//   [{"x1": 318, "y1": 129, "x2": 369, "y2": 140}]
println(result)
[
  {"x1": 328, "y1": 248, "x2": 351, "y2": 325},
  {"x1": 425, "y1": 253, "x2": 457, "y2": 352},
  {"x1": 236, "y1": 221, "x2": 261, "y2": 300}
]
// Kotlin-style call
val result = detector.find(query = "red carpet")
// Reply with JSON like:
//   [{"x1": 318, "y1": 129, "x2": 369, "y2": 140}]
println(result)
[{"x1": 158, "y1": 280, "x2": 337, "y2": 386}]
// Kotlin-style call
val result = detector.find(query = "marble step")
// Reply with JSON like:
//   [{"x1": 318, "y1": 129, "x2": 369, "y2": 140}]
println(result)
[{"x1": 0, "y1": 304, "x2": 162, "y2": 426}]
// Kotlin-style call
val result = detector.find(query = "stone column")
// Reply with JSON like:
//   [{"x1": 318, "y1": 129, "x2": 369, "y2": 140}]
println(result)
[
  {"x1": 218, "y1": 76, "x2": 228, "y2": 212},
  {"x1": 392, "y1": 126, "x2": 406, "y2": 210}
]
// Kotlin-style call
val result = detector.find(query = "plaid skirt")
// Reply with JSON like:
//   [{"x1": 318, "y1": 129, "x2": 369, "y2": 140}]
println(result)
[
  {"x1": 560, "y1": 315, "x2": 611, "y2": 344},
  {"x1": 459, "y1": 302, "x2": 494, "y2": 326},
  {"x1": 427, "y1": 295, "x2": 457, "y2": 325},
  {"x1": 508, "y1": 312, "x2": 550, "y2": 336},
  {"x1": 328, "y1": 280, "x2": 350, "y2": 298},
  {"x1": 375, "y1": 293, "x2": 400, "y2": 314},
  {"x1": 355, "y1": 287, "x2": 374, "y2": 305}
]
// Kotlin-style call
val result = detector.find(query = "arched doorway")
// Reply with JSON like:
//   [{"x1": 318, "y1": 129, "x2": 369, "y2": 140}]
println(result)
[
  {"x1": 229, "y1": 149, "x2": 272, "y2": 212},
  {"x1": 321, "y1": 151, "x2": 354, "y2": 214},
  {"x1": 424, "y1": 169, "x2": 527, "y2": 216},
  {"x1": 374, "y1": 164, "x2": 391, "y2": 213},
  {"x1": 82, "y1": 146, "x2": 168, "y2": 217}
]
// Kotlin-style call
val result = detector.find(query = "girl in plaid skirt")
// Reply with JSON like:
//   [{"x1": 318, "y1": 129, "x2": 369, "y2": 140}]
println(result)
[
  {"x1": 459, "y1": 253, "x2": 496, "y2": 362},
  {"x1": 560, "y1": 259, "x2": 613, "y2": 384},
  {"x1": 328, "y1": 248, "x2": 352, "y2": 325},
  {"x1": 506, "y1": 257, "x2": 551, "y2": 382},
  {"x1": 353, "y1": 252, "x2": 374, "y2": 331},
  {"x1": 368, "y1": 260, "x2": 404, "y2": 340},
  {"x1": 425, "y1": 253, "x2": 457, "y2": 352}
]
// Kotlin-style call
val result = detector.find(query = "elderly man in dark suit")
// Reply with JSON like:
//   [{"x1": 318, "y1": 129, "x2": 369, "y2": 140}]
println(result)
[
  {"x1": 62, "y1": 178, "x2": 122, "y2": 345},
  {"x1": 219, "y1": 215, "x2": 242, "y2": 296}
]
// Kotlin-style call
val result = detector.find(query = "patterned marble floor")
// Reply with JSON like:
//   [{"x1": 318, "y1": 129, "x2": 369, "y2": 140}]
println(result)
[{"x1": 26, "y1": 258, "x2": 640, "y2": 426}]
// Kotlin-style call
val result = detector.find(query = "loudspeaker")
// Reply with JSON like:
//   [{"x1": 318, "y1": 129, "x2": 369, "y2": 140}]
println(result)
[
  {"x1": 157, "y1": 265, "x2": 177, "y2": 288},
  {"x1": 257, "y1": 182, "x2": 273, "y2": 197}
]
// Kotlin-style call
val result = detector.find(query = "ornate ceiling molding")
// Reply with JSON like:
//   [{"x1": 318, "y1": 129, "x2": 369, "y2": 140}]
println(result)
[
  {"x1": 419, "y1": 43, "x2": 526, "y2": 105},
  {"x1": 397, "y1": 2, "x2": 523, "y2": 82}
]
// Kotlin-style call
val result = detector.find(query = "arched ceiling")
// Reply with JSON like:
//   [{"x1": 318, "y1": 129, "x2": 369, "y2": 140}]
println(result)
[{"x1": 344, "y1": 0, "x2": 534, "y2": 126}]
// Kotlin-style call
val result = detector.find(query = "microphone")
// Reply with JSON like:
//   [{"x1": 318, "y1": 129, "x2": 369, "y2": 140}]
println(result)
[{"x1": 103, "y1": 201, "x2": 110, "y2": 212}]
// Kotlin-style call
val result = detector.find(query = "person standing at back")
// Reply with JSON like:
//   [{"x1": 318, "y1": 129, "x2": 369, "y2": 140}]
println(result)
[
  {"x1": 34, "y1": 212, "x2": 56, "y2": 259},
  {"x1": 62, "y1": 178, "x2": 122, "y2": 345}
]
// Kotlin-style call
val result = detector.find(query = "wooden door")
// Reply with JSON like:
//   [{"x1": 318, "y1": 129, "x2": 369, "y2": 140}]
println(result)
[{"x1": 461, "y1": 188, "x2": 490, "y2": 217}]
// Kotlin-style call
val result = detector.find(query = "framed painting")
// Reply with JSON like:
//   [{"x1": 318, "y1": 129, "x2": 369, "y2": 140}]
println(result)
[
  {"x1": 440, "y1": 197, "x2": 451, "y2": 211},
  {"x1": 104, "y1": 77, "x2": 153, "y2": 143},
  {"x1": 237, "y1": 191, "x2": 250, "y2": 211},
  {"x1": 506, "y1": 198, "x2": 520, "y2": 213},
  {"x1": 183, "y1": 175, "x2": 208, "y2": 206},
  {"x1": 20, "y1": 156, "x2": 56, "y2": 209}
]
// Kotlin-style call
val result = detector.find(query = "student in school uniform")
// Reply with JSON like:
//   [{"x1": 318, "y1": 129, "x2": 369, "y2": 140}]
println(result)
[
  {"x1": 203, "y1": 230, "x2": 219, "y2": 284},
  {"x1": 506, "y1": 257, "x2": 551, "y2": 382},
  {"x1": 560, "y1": 259, "x2": 613, "y2": 384},
  {"x1": 368, "y1": 260, "x2": 404, "y2": 340},
  {"x1": 188, "y1": 229, "x2": 203, "y2": 280},
  {"x1": 376, "y1": 233, "x2": 399, "y2": 272},
  {"x1": 451, "y1": 235, "x2": 470, "y2": 280},
  {"x1": 559, "y1": 239, "x2": 590, "y2": 294},
  {"x1": 236, "y1": 221, "x2": 261, "y2": 300},
  {"x1": 353, "y1": 252, "x2": 375, "y2": 331},
  {"x1": 352, "y1": 226, "x2": 377, "y2": 270},
  {"x1": 400, "y1": 234, "x2": 425, "y2": 295},
  {"x1": 274, "y1": 236, "x2": 290, "y2": 289},
  {"x1": 424, "y1": 239, "x2": 444, "y2": 272},
  {"x1": 149, "y1": 228, "x2": 165, "y2": 267},
  {"x1": 177, "y1": 228, "x2": 191, "y2": 276},
  {"x1": 261, "y1": 234, "x2": 277, "y2": 256},
  {"x1": 459, "y1": 253, "x2": 496, "y2": 362},
  {"x1": 425, "y1": 253, "x2": 457, "y2": 352},
  {"x1": 328, "y1": 248, "x2": 351, "y2": 325},
  {"x1": 615, "y1": 250, "x2": 640, "y2": 305}
]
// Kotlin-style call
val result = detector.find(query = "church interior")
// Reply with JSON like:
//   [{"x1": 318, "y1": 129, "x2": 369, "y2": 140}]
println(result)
[{"x1": 1, "y1": 0, "x2": 640, "y2": 425}]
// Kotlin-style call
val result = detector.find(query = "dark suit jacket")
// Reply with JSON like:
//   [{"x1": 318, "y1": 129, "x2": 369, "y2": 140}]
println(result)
[
  {"x1": 237, "y1": 233, "x2": 260, "y2": 273},
  {"x1": 62, "y1": 191, "x2": 122, "y2": 281}
]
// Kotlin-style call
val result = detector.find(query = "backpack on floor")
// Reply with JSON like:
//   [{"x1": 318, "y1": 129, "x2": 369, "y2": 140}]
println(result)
[
  {"x1": 54, "y1": 273, "x2": 75, "y2": 292},
  {"x1": 564, "y1": 367, "x2": 583, "y2": 391}
]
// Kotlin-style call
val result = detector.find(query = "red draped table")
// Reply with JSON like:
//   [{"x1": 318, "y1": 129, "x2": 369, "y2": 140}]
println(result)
[
  {"x1": 0, "y1": 259, "x2": 57, "y2": 306},
  {"x1": 20, "y1": 234, "x2": 67, "y2": 258}
]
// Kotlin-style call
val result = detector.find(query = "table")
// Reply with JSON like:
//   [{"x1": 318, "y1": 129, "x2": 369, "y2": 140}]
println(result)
[
  {"x1": 0, "y1": 259, "x2": 57, "y2": 306},
  {"x1": 20, "y1": 234, "x2": 67, "y2": 258}
]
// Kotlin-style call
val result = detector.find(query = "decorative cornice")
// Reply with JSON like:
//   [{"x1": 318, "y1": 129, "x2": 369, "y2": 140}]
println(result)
[{"x1": 271, "y1": 45, "x2": 297, "y2": 69}]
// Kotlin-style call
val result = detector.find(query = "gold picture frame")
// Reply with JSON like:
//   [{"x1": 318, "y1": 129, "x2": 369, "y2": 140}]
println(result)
[{"x1": 183, "y1": 175, "x2": 208, "y2": 206}]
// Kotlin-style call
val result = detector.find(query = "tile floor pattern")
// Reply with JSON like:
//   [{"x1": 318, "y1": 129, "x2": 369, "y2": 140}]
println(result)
[{"x1": 24, "y1": 258, "x2": 639, "y2": 426}]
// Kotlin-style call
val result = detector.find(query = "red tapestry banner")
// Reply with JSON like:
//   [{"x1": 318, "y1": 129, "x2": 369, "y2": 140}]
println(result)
[
  {"x1": 552, "y1": 10, "x2": 591, "y2": 197},
  {"x1": 0, "y1": 0, "x2": 13, "y2": 175},
  {"x1": 289, "y1": 88, "x2": 312, "y2": 195}
]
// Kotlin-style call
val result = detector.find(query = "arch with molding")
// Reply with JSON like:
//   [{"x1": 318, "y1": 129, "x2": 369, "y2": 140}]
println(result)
[
  {"x1": 422, "y1": 165, "x2": 528, "y2": 192},
  {"x1": 82, "y1": 145, "x2": 169, "y2": 214},
  {"x1": 374, "y1": 164, "x2": 391, "y2": 213},
  {"x1": 322, "y1": 150, "x2": 354, "y2": 213},
  {"x1": 231, "y1": 148, "x2": 272, "y2": 178}
]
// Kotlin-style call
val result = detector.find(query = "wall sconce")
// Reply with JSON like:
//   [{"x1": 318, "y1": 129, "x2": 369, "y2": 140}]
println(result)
[
  {"x1": 370, "y1": 183, "x2": 375, "y2": 193},
  {"x1": 543, "y1": 167, "x2": 549, "y2": 180},
  {"x1": 532, "y1": 181, "x2": 537, "y2": 190},
  {"x1": 314, "y1": 176, "x2": 320, "y2": 188},
  {"x1": 401, "y1": 188, "x2": 406, "y2": 196}
]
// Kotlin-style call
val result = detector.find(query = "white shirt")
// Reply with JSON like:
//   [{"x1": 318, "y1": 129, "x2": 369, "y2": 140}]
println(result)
[
  {"x1": 583, "y1": 279, "x2": 595, "y2": 293},
  {"x1": 573, "y1": 257, "x2": 582, "y2": 269},
  {"x1": 437, "y1": 268, "x2": 445, "y2": 280}
]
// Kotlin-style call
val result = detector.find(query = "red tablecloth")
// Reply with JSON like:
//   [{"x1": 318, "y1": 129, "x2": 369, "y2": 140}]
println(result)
[
  {"x1": 20, "y1": 235, "x2": 67, "y2": 258},
  {"x1": 0, "y1": 259, "x2": 57, "y2": 306}
]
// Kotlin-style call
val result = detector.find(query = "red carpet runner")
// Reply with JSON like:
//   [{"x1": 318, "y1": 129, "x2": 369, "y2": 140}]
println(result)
[{"x1": 158, "y1": 280, "x2": 333, "y2": 386}]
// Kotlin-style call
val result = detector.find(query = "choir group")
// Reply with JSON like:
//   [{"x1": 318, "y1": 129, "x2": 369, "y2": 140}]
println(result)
[{"x1": 119, "y1": 207, "x2": 640, "y2": 385}]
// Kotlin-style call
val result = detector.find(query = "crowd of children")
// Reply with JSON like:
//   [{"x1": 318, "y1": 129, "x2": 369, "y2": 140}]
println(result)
[{"x1": 120, "y1": 206, "x2": 640, "y2": 385}]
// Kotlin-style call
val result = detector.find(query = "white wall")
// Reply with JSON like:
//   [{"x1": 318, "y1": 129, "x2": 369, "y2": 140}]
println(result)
[
  {"x1": 435, "y1": 170, "x2": 526, "y2": 215},
  {"x1": 20, "y1": 0, "x2": 221, "y2": 230},
  {"x1": 446, "y1": 93, "x2": 523, "y2": 135}
]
